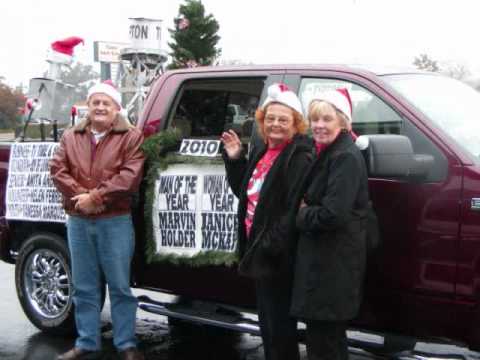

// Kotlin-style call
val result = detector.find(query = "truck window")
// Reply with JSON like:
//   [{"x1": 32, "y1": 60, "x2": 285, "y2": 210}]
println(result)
[
  {"x1": 168, "y1": 78, "x2": 264, "y2": 141},
  {"x1": 299, "y1": 77, "x2": 447, "y2": 182},
  {"x1": 299, "y1": 78, "x2": 403, "y2": 136}
]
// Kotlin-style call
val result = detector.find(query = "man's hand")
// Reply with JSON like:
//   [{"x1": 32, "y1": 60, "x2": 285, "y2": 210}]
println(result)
[
  {"x1": 220, "y1": 130, "x2": 242, "y2": 160},
  {"x1": 71, "y1": 193, "x2": 105, "y2": 215}
]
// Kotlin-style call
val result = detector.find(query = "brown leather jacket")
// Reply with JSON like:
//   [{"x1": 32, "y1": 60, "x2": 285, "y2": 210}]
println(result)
[{"x1": 49, "y1": 115, "x2": 145, "y2": 219}]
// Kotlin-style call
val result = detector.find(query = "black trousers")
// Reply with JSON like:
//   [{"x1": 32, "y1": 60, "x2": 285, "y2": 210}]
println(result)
[
  {"x1": 305, "y1": 320, "x2": 348, "y2": 360},
  {"x1": 255, "y1": 277, "x2": 300, "y2": 360}
]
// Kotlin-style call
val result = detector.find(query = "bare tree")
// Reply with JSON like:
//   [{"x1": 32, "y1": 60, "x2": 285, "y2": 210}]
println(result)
[
  {"x1": 413, "y1": 54, "x2": 473, "y2": 84},
  {"x1": 441, "y1": 61, "x2": 471, "y2": 81},
  {"x1": 0, "y1": 79, "x2": 25, "y2": 129},
  {"x1": 413, "y1": 54, "x2": 440, "y2": 72}
]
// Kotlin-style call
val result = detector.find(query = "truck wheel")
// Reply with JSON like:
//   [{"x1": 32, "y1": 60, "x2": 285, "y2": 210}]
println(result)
[{"x1": 15, "y1": 233, "x2": 75, "y2": 335}]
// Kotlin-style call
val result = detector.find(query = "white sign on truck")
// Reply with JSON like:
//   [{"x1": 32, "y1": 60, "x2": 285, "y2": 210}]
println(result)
[
  {"x1": 152, "y1": 164, "x2": 239, "y2": 257},
  {"x1": 6, "y1": 143, "x2": 66, "y2": 223}
]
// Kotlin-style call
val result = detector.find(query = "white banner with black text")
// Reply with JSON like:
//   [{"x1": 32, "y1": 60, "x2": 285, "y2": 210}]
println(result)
[
  {"x1": 6, "y1": 142, "x2": 66, "y2": 222},
  {"x1": 152, "y1": 164, "x2": 239, "y2": 257}
]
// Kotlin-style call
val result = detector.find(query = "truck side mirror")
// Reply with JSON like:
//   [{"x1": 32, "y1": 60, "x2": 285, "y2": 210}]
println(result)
[
  {"x1": 364, "y1": 134, "x2": 433, "y2": 179},
  {"x1": 364, "y1": 134, "x2": 413, "y2": 177},
  {"x1": 363, "y1": 134, "x2": 434, "y2": 178}
]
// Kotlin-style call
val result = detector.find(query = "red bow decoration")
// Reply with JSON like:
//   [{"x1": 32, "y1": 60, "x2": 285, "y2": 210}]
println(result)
[{"x1": 143, "y1": 119, "x2": 161, "y2": 138}]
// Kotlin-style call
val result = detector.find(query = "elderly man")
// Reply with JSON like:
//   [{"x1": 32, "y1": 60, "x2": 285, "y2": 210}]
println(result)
[{"x1": 50, "y1": 81, "x2": 145, "y2": 360}]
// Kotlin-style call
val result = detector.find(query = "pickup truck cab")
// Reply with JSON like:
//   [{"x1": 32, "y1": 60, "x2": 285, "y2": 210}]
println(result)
[{"x1": 2, "y1": 64, "x2": 480, "y2": 352}]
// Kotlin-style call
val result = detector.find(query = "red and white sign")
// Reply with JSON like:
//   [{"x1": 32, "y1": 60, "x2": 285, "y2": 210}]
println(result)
[{"x1": 94, "y1": 41, "x2": 128, "y2": 63}]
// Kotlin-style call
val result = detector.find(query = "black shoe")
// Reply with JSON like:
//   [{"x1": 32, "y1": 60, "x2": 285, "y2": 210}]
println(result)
[
  {"x1": 57, "y1": 347, "x2": 101, "y2": 360},
  {"x1": 119, "y1": 347, "x2": 144, "y2": 360}
]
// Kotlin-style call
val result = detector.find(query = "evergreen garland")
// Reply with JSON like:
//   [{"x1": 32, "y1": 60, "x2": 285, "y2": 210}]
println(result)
[{"x1": 141, "y1": 129, "x2": 238, "y2": 267}]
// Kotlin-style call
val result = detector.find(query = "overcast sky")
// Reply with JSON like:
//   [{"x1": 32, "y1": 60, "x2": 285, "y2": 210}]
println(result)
[{"x1": 1, "y1": 0, "x2": 480, "y2": 88}]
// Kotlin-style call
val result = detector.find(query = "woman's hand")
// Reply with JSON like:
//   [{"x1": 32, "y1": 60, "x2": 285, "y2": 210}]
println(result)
[
  {"x1": 299, "y1": 198, "x2": 307, "y2": 209},
  {"x1": 220, "y1": 130, "x2": 242, "y2": 160}
]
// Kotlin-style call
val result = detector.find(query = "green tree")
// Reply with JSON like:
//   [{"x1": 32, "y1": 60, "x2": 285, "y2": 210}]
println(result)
[
  {"x1": 413, "y1": 54, "x2": 440, "y2": 72},
  {"x1": 0, "y1": 79, "x2": 25, "y2": 130},
  {"x1": 168, "y1": 0, "x2": 221, "y2": 69}
]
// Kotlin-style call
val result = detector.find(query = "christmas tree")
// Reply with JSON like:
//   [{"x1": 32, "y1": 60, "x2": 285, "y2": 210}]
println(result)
[{"x1": 168, "y1": 0, "x2": 221, "y2": 69}]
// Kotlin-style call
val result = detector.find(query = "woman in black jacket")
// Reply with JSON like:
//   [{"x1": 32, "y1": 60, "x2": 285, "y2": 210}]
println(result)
[
  {"x1": 221, "y1": 83, "x2": 312, "y2": 360},
  {"x1": 292, "y1": 89, "x2": 369, "y2": 360}
]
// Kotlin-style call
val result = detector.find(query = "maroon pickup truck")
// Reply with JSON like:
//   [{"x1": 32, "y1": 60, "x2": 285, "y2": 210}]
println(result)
[{"x1": 1, "y1": 64, "x2": 480, "y2": 353}]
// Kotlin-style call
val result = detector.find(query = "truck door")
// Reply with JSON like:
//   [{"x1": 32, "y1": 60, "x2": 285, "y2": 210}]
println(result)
[
  {"x1": 286, "y1": 72, "x2": 460, "y2": 337},
  {"x1": 135, "y1": 73, "x2": 285, "y2": 308}
]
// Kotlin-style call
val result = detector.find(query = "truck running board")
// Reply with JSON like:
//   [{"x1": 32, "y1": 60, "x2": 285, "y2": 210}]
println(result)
[
  {"x1": 138, "y1": 295, "x2": 383, "y2": 353},
  {"x1": 137, "y1": 294, "x2": 383, "y2": 349},
  {"x1": 137, "y1": 295, "x2": 474, "y2": 360},
  {"x1": 137, "y1": 294, "x2": 261, "y2": 335}
]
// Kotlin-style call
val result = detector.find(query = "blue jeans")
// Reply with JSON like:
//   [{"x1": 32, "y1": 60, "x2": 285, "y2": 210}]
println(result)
[{"x1": 67, "y1": 214, "x2": 138, "y2": 351}]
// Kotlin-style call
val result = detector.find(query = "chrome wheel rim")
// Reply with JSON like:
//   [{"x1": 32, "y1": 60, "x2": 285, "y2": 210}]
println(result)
[{"x1": 23, "y1": 249, "x2": 72, "y2": 319}]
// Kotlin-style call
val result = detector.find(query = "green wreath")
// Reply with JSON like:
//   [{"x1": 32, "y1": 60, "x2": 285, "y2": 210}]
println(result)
[{"x1": 141, "y1": 129, "x2": 239, "y2": 267}]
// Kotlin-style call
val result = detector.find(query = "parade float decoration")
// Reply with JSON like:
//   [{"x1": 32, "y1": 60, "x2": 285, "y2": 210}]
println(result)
[
  {"x1": 141, "y1": 129, "x2": 239, "y2": 267},
  {"x1": 21, "y1": 37, "x2": 84, "y2": 141},
  {"x1": 120, "y1": 18, "x2": 238, "y2": 267},
  {"x1": 7, "y1": 26, "x2": 239, "y2": 267},
  {"x1": 6, "y1": 37, "x2": 84, "y2": 223}
]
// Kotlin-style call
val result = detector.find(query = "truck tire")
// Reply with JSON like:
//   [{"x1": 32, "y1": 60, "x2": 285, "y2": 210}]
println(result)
[
  {"x1": 15, "y1": 233, "x2": 76, "y2": 335},
  {"x1": 15, "y1": 232, "x2": 108, "y2": 336}
]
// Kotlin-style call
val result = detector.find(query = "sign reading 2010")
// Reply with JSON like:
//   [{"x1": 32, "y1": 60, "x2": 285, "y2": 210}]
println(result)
[
  {"x1": 179, "y1": 139, "x2": 220, "y2": 157},
  {"x1": 152, "y1": 164, "x2": 239, "y2": 257}
]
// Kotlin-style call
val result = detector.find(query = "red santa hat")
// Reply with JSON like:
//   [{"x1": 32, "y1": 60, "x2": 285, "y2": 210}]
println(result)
[
  {"x1": 309, "y1": 88, "x2": 353, "y2": 123},
  {"x1": 87, "y1": 80, "x2": 122, "y2": 109},
  {"x1": 261, "y1": 83, "x2": 303, "y2": 115},
  {"x1": 51, "y1": 36, "x2": 84, "y2": 56}
]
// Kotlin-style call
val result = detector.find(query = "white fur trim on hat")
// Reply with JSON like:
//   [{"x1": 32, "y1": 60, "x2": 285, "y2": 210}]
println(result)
[
  {"x1": 46, "y1": 49, "x2": 73, "y2": 65},
  {"x1": 261, "y1": 83, "x2": 303, "y2": 115},
  {"x1": 87, "y1": 82, "x2": 122, "y2": 109},
  {"x1": 309, "y1": 88, "x2": 353, "y2": 123}
]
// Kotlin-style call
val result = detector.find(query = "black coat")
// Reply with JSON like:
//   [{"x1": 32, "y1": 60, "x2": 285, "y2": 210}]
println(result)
[
  {"x1": 291, "y1": 131, "x2": 369, "y2": 321},
  {"x1": 223, "y1": 134, "x2": 313, "y2": 279}
]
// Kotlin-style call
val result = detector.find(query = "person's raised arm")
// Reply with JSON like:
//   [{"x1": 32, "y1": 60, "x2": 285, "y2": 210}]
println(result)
[
  {"x1": 221, "y1": 130, "x2": 242, "y2": 160},
  {"x1": 221, "y1": 129, "x2": 248, "y2": 197}
]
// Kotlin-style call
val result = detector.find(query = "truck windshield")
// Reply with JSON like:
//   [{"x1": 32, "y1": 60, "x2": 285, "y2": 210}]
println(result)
[{"x1": 383, "y1": 74, "x2": 480, "y2": 157}]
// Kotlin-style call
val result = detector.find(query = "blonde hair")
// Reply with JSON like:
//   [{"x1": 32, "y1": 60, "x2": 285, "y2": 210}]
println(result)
[
  {"x1": 308, "y1": 100, "x2": 350, "y2": 130},
  {"x1": 255, "y1": 103, "x2": 308, "y2": 141}
]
